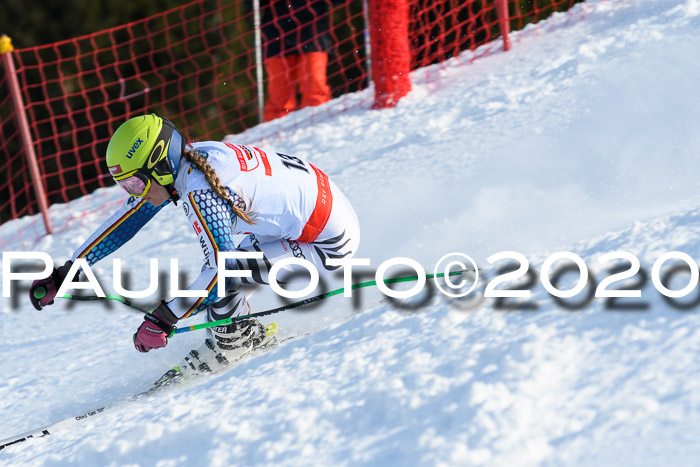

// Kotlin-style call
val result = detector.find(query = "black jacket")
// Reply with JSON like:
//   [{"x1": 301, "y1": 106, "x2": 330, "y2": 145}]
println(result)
[{"x1": 245, "y1": 0, "x2": 336, "y2": 58}]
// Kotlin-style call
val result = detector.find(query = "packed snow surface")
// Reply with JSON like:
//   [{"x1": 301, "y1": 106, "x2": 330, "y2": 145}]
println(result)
[{"x1": 2, "y1": 0, "x2": 700, "y2": 464}]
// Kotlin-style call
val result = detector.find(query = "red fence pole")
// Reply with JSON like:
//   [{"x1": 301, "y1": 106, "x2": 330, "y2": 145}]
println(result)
[
  {"x1": 496, "y1": 0, "x2": 512, "y2": 51},
  {"x1": 0, "y1": 35, "x2": 53, "y2": 234},
  {"x1": 369, "y1": 0, "x2": 411, "y2": 108}
]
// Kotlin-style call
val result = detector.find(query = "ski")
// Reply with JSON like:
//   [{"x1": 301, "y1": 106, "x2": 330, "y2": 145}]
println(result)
[
  {"x1": 0, "y1": 322, "x2": 282, "y2": 452},
  {"x1": 0, "y1": 400, "x2": 119, "y2": 451}
]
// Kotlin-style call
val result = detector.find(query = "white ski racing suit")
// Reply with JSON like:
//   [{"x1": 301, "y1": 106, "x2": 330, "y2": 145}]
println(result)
[{"x1": 71, "y1": 142, "x2": 360, "y2": 322}]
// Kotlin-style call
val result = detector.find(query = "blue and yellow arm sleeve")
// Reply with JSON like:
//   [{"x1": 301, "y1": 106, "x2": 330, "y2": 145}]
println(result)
[{"x1": 71, "y1": 196, "x2": 168, "y2": 265}]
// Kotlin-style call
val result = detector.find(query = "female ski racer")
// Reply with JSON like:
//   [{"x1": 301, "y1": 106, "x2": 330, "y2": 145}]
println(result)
[{"x1": 29, "y1": 114, "x2": 360, "y2": 375}]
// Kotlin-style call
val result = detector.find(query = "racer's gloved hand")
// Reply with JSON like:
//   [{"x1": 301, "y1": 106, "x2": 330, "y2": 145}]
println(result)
[
  {"x1": 133, "y1": 302, "x2": 178, "y2": 353},
  {"x1": 29, "y1": 260, "x2": 74, "y2": 310}
]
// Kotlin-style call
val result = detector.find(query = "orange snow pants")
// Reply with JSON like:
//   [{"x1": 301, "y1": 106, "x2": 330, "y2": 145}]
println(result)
[{"x1": 263, "y1": 52, "x2": 331, "y2": 122}]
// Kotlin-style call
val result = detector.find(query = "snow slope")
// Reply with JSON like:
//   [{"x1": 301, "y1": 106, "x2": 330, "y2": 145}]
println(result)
[{"x1": 2, "y1": 0, "x2": 700, "y2": 464}]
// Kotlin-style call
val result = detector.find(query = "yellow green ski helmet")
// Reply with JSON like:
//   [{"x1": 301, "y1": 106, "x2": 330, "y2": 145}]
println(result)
[{"x1": 106, "y1": 114, "x2": 184, "y2": 187}]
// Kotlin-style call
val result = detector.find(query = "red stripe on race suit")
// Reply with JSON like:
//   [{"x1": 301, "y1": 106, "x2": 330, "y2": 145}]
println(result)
[
  {"x1": 297, "y1": 164, "x2": 333, "y2": 243},
  {"x1": 256, "y1": 147, "x2": 272, "y2": 176},
  {"x1": 226, "y1": 144, "x2": 248, "y2": 171}
]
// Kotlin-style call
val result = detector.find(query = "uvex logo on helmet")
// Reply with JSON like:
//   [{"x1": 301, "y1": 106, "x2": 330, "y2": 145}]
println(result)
[{"x1": 124, "y1": 138, "x2": 144, "y2": 159}]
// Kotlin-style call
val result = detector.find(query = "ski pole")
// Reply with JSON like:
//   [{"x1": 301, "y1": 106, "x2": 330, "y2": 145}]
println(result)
[
  {"x1": 32, "y1": 286, "x2": 151, "y2": 314},
  {"x1": 60, "y1": 294, "x2": 150, "y2": 313},
  {"x1": 170, "y1": 268, "x2": 472, "y2": 336},
  {"x1": 32, "y1": 286, "x2": 47, "y2": 300},
  {"x1": 47, "y1": 268, "x2": 473, "y2": 334}
]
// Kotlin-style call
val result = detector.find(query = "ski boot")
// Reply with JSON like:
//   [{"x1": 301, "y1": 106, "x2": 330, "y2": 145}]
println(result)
[{"x1": 150, "y1": 319, "x2": 277, "y2": 391}]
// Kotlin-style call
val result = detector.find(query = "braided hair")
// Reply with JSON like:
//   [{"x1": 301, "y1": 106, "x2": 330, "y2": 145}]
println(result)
[{"x1": 183, "y1": 150, "x2": 256, "y2": 225}]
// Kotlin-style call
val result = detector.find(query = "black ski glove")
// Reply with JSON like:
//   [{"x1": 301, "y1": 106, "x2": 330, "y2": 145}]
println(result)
[{"x1": 29, "y1": 260, "x2": 74, "y2": 310}]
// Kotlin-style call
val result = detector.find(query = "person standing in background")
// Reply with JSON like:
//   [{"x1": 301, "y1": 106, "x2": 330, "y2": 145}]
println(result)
[{"x1": 246, "y1": 0, "x2": 337, "y2": 121}]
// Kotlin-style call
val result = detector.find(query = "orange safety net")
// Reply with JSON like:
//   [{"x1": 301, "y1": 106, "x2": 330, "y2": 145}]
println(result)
[{"x1": 1, "y1": 0, "x2": 587, "y2": 249}]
